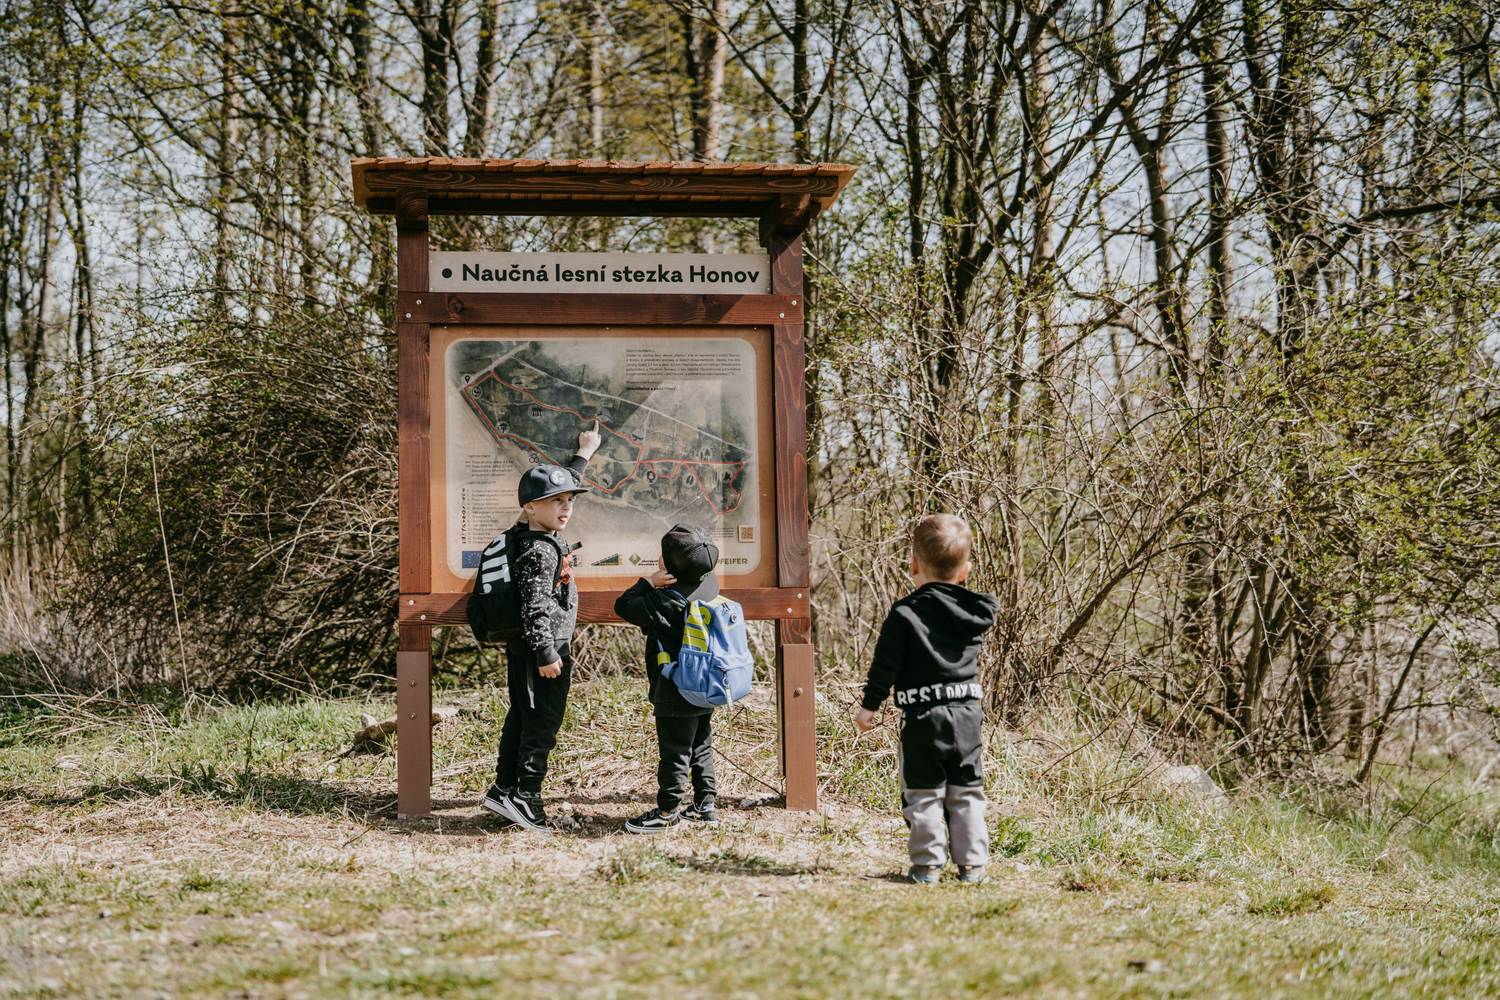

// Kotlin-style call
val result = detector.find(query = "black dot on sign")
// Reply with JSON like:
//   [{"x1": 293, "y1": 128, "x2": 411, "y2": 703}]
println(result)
[{"x1": 442, "y1": 267, "x2": 453, "y2": 279}]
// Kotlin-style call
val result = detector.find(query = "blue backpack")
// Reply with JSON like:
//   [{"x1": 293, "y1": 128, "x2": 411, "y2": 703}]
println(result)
[{"x1": 660, "y1": 595, "x2": 754, "y2": 708}]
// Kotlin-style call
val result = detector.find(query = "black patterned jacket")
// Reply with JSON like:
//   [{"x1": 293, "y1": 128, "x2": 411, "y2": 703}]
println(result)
[{"x1": 513, "y1": 454, "x2": 589, "y2": 665}]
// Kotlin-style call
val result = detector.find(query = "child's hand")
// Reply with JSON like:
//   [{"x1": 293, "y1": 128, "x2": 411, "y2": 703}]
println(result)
[
  {"x1": 648, "y1": 568, "x2": 677, "y2": 589},
  {"x1": 577, "y1": 418, "x2": 602, "y2": 459},
  {"x1": 854, "y1": 707, "x2": 879, "y2": 732},
  {"x1": 538, "y1": 660, "x2": 562, "y2": 678}
]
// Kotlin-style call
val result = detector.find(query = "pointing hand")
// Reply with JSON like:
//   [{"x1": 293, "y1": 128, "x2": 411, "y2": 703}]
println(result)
[{"x1": 577, "y1": 418, "x2": 602, "y2": 458}]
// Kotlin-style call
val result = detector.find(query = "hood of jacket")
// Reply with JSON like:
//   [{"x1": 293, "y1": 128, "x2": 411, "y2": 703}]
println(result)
[{"x1": 903, "y1": 581, "x2": 998, "y2": 637}]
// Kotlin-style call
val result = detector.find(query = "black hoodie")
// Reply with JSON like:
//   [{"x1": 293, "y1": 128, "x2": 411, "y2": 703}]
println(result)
[{"x1": 861, "y1": 581, "x2": 999, "y2": 714}]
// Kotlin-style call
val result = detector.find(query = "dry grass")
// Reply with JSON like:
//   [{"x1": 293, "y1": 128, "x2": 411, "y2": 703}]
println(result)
[{"x1": 2, "y1": 677, "x2": 1499, "y2": 997}]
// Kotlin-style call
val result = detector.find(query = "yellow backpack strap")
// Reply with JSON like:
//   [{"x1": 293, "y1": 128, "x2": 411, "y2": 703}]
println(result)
[{"x1": 681, "y1": 599, "x2": 712, "y2": 653}]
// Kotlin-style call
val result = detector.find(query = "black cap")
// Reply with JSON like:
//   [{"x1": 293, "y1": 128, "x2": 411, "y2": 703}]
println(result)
[
  {"x1": 518, "y1": 464, "x2": 590, "y2": 506},
  {"x1": 661, "y1": 524, "x2": 719, "y2": 601}
]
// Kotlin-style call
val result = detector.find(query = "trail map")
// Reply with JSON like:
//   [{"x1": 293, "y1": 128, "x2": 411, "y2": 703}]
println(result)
[{"x1": 441, "y1": 336, "x2": 762, "y2": 580}]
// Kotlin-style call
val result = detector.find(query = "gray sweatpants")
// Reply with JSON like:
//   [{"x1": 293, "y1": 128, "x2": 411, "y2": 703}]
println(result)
[
  {"x1": 898, "y1": 702, "x2": 989, "y2": 867},
  {"x1": 902, "y1": 780, "x2": 989, "y2": 867}
]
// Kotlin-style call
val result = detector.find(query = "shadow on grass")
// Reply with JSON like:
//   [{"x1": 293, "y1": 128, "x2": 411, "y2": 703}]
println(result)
[
  {"x1": 550, "y1": 791, "x2": 791, "y2": 840},
  {"x1": 678, "y1": 848, "x2": 820, "y2": 878},
  {"x1": 865, "y1": 871, "x2": 921, "y2": 884},
  {"x1": 0, "y1": 768, "x2": 398, "y2": 823},
  {"x1": 0, "y1": 778, "x2": 794, "y2": 845}
]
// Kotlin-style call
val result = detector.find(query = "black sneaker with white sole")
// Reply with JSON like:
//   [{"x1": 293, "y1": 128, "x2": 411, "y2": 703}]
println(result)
[
  {"x1": 480, "y1": 783, "x2": 515, "y2": 823},
  {"x1": 498, "y1": 789, "x2": 551, "y2": 832},
  {"x1": 624, "y1": 808, "x2": 681, "y2": 834},
  {"x1": 681, "y1": 800, "x2": 718, "y2": 824}
]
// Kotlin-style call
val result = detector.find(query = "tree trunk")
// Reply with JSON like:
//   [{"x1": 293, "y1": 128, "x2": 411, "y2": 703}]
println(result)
[
  {"x1": 1027, "y1": 8, "x2": 1059, "y2": 460},
  {"x1": 18, "y1": 158, "x2": 61, "y2": 564},
  {"x1": 685, "y1": 0, "x2": 728, "y2": 161},
  {"x1": 1245, "y1": 0, "x2": 1318, "y2": 363},
  {"x1": 415, "y1": 0, "x2": 454, "y2": 155},
  {"x1": 347, "y1": 0, "x2": 392, "y2": 318},
  {"x1": 290, "y1": 11, "x2": 317, "y2": 315},
  {"x1": 348, "y1": 0, "x2": 383, "y2": 155},
  {"x1": 0, "y1": 135, "x2": 17, "y2": 545},
  {"x1": 588, "y1": 0, "x2": 605, "y2": 155},
  {"x1": 464, "y1": 0, "x2": 501, "y2": 157},
  {"x1": 213, "y1": 0, "x2": 239, "y2": 314},
  {"x1": 1202, "y1": 3, "x2": 1233, "y2": 383},
  {"x1": 68, "y1": 55, "x2": 94, "y2": 526}
]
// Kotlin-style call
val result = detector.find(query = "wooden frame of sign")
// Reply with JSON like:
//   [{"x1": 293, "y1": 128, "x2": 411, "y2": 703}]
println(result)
[{"x1": 351, "y1": 158, "x2": 855, "y2": 818}]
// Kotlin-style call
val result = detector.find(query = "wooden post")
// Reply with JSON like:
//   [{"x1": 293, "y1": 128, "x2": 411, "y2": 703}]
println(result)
[
  {"x1": 777, "y1": 619, "x2": 817, "y2": 810},
  {"x1": 397, "y1": 627, "x2": 432, "y2": 816},
  {"x1": 396, "y1": 194, "x2": 434, "y2": 819},
  {"x1": 768, "y1": 230, "x2": 817, "y2": 810}
]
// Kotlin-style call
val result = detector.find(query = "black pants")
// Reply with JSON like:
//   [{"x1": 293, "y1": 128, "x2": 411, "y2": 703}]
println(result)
[
  {"x1": 655, "y1": 713, "x2": 716, "y2": 813},
  {"x1": 899, "y1": 701, "x2": 983, "y2": 790},
  {"x1": 495, "y1": 642, "x2": 572, "y2": 794}
]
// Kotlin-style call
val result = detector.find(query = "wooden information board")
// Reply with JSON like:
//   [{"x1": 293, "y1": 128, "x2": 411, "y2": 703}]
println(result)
[{"x1": 351, "y1": 158, "x2": 855, "y2": 818}]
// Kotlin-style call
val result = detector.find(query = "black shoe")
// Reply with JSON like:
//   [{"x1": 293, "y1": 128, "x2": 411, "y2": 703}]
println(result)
[
  {"x1": 624, "y1": 808, "x2": 681, "y2": 834},
  {"x1": 682, "y1": 799, "x2": 718, "y2": 824},
  {"x1": 497, "y1": 789, "x2": 550, "y2": 832},
  {"x1": 480, "y1": 783, "x2": 515, "y2": 823}
]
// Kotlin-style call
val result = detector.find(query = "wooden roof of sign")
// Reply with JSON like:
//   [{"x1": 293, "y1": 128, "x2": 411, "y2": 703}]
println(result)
[{"x1": 350, "y1": 157, "x2": 856, "y2": 231}]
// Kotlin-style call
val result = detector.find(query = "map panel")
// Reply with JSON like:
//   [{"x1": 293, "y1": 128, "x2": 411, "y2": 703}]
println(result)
[{"x1": 438, "y1": 335, "x2": 763, "y2": 583}]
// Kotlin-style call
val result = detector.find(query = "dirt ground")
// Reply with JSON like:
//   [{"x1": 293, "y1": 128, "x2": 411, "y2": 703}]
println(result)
[{"x1": 4, "y1": 686, "x2": 1499, "y2": 998}]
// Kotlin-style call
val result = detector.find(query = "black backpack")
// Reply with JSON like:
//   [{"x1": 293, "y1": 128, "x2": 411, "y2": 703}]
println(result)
[{"x1": 466, "y1": 526, "x2": 569, "y2": 644}]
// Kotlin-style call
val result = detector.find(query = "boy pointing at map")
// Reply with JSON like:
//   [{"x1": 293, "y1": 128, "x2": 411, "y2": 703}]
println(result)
[{"x1": 480, "y1": 419, "x2": 601, "y2": 832}]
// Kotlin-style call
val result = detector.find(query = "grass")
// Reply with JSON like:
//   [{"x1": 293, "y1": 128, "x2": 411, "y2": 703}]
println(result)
[
  {"x1": 1246, "y1": 883, "x2": 1336, "y2": 916},
  {"x1": 1, "y1": 675, "x2": 1499, "y2": 997}
]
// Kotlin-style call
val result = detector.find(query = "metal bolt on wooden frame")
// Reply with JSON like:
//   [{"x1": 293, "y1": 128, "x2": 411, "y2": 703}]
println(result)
[{"x1": 352, "y1": 157, "x2": 855, "y2": 818}]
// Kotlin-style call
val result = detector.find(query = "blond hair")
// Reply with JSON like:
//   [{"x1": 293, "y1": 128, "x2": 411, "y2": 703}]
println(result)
[{"x1": 912, "y1": 514, "x2": 973, "y2": 580}]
